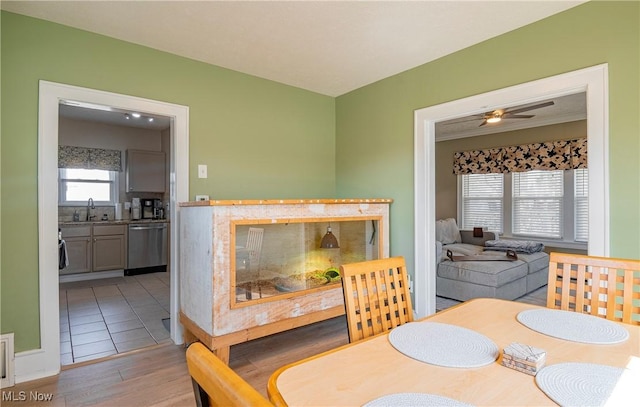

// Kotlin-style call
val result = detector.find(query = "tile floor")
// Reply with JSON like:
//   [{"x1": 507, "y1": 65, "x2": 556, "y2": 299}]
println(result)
[{"x1": 59, "y1": 272, "x2": 171, "y2": 365}]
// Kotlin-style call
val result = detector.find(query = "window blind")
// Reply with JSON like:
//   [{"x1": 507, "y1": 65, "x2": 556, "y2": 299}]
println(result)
[
  {"x1": 574, "y1": 168, "x2": 589, "y2": 242},
  {"x1": 513, "y1": 170, "x2": 563, "y2": 238},
  {"x1": 461, "y1": 173, "x2": 503, "y2": 232}
]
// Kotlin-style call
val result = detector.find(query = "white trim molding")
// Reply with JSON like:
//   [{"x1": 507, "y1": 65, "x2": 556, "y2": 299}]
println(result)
[
  {"x1": 23, "y1": 81, "x2": 189, "y2": 383},
  {"x1": 413, "y1": 64, "x2": 609, "y2": 319}
]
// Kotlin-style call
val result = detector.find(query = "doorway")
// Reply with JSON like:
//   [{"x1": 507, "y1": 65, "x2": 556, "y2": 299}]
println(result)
[
  {"x1": 57, "y1": 103, "x2": 173, "y2": 364},
  {"x1": 32, "y1": 81, "x2": 188, "y2": 377},
  {"x1": 412, "y1": 65, "x2": 610, "y2": 318}
]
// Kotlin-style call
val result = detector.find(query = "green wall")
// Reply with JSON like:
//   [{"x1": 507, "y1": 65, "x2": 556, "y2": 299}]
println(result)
[
  {"x1": 1, "y1": 12, "x2": 335, "y2": 351},
  {"x1": 336, "y1": 2, "x2": 640, "y2": 273},
  {"x1": 2, "y1": 1, "x2": 640, "y2": 355}
]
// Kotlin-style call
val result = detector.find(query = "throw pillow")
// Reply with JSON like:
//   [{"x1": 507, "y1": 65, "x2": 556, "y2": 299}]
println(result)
[{"x1": 435, "y1": 218, "x2": 462, "y2": 244}]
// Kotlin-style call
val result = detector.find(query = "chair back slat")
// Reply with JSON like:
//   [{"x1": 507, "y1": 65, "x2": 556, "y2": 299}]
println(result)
[
  {"x1": 547, "y1": 252, "x2": 640, "y2": 325},
  {"x1": 340, "y1": 256, "x2": 414, "y2": 342}
]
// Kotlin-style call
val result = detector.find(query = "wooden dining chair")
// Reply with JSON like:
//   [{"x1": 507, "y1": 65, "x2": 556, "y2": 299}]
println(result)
[
  {"x1": 547, "y1": 252, "x2": 640, "y2": 325},
  {"x1": 340, "y1": 256, "x2": 414, "y2": 342},
  {"x1": 186, "y1": 342, "x2": 274, "y2": 407}
]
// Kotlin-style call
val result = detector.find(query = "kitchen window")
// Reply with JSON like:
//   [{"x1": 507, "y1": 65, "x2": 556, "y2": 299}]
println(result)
[
  {"x1": 58, "y1": 168, "x2": 119, "y2": 205},
  {"x1": 460, "y1": 169, "x2": 588, "y2": 244}
]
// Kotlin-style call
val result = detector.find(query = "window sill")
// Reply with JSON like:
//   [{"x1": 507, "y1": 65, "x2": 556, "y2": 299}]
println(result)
[{"x1": 499, "y1": 235, "x2": 588, "y2": 251}]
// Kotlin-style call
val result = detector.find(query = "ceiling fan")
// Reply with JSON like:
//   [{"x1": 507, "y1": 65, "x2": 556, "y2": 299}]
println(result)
[{"x1": 448, "y1": 100, "x2": 555, "y2": 127}]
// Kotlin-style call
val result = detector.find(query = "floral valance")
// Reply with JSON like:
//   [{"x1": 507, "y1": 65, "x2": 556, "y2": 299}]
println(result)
[
  {"x1": 453, "y1": 138, "x2": 587, "y2": 175},
  {"x1": 58, "y1": 145, "x2": 122, "y2": 171}
]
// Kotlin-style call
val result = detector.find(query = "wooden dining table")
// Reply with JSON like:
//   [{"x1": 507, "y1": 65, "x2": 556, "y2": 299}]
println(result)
[{"x1": 268, "y1": 298, "x2": 639, "y2": 406}]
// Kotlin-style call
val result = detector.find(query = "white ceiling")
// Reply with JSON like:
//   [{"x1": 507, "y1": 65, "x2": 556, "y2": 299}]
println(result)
[
  {"x1": 2, "y1": 0, "x2": 586, "y2": 97},
  {"x1": 59, "y1": 102, "x2": 172, "y2": 131},
  {"x1": 436, "y1": 92, "x2": 586, "y2": 141}
]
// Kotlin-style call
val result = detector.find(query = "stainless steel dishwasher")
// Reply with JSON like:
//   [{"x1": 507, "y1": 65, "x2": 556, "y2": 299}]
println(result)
[{"x1": 126, "y1": 222, "x2": 168, "y2": 275}]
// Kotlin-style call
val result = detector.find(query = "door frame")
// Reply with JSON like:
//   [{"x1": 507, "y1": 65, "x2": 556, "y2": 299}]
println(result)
[
  {"x1": 19, "y1": 81, "x2": 189, "y2": 382},
  {"x1": 413, "y1": 64, "x2": 609, "y2": 318}
]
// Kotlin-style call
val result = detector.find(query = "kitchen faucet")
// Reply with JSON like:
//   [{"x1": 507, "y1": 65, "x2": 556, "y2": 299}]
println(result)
[{"x1": 86, "y1": 197, "x2": 96, "y2": 221}]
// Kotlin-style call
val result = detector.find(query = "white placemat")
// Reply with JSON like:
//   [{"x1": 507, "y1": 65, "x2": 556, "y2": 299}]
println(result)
[
  {"x1": 517, "y1": 309, "x2": 629, "y2": 344},
  {"x1": 388, "y1": 322, "x2": 499, "y2": 368},
  {"x1": 363, "y1": 393, "x2": 474, "y2": 407},
  {"x1": 535, "y1": 362, "x2": 624, "y2": 407}
]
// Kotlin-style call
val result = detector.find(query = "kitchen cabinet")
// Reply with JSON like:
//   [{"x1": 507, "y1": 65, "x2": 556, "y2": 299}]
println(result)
[
  {"x1": 60, "y1": 224, "x2": 126, "y2": 275},
  {"x1": 126, "y1": 149, "x2": 166, "y2": 193},
  {"x1": 93, "y1": 224, "x2": 126, "y2": 271},
  {"x1": 60, "y1": 225, "x2": 91, "y2": 275}
]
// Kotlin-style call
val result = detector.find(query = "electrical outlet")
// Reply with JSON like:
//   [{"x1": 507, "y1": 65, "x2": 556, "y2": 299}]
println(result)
[
  {"x1": 198, "y1": 164, "x2": 207, "y2": 178},
  {"x1": 195, "y1": 195, "x2": 209, "y2": 201}
]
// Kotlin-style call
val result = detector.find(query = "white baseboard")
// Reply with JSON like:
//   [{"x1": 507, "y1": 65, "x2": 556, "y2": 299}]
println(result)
[
  {"x1": 59, "y1": 270, "x2": 123, "y2": 283},
  {"x1": 1, "y1": 333, "x2": 15, "y2": 388},
  {"x1": 14, "y1": 348, "x2": 60, "y2": 385}
]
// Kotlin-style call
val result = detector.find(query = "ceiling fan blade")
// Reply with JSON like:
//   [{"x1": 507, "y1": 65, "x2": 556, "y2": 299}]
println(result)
[
  {"x1": 478, "y1": 120, "x2": 488, "y2": 127},
  {"x1": 502, "y1": 114, "x2": 535, "y2": 119},
  {"x1": 443, "y1": 117, "x2": 485, "y2": 125},
  {"x1": 504, "y1": 101, "x2": 554, "y2": 115},
  {"x1": 443, "y1": 113, "x2": 489, "y2": 124}
]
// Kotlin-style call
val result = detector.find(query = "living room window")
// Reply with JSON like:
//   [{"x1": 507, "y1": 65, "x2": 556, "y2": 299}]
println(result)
[
  {"x1": 58, "y1": 168, "x2": 119, "y2": 205},
  {"x1": 461, "y1": 173, "x2": 504, "y2": 233},
  {"x1": 513, "y1": 170, "x2": 563, "y2": 238},
  {"x1": 460, "y1": 169, "x2": 588, "y2": 243}
]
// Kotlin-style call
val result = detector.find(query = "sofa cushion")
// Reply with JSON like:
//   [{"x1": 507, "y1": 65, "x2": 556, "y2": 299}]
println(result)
[
  {"x1": 437, "y1": 257, "x2": 528, "y2": 288},
  {"x1": 518, "y1": 251, "x2": 549, "y2": 273},
  {"x1": 484, "y1": 249, "x2": 549, "y2": 274}
]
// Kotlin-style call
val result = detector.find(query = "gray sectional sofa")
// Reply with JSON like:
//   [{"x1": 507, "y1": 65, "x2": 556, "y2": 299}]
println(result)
[{"x1": 435, "y1": 220, "x2": 549, "y2": 302}]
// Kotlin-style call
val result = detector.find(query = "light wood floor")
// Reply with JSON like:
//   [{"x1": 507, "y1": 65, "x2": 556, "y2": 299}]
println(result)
[
  {"x1": 1, "y1": 316, "x2": 349, "y2": 407},
  {"x1": 3, "y1": 288, "x2": 546, "y2": 406}
]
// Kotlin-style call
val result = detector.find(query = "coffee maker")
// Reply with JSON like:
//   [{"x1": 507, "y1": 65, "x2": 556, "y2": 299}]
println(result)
[
  {"x1": 141, "y1": 199, "x2": 164, "y2": 219},
  {"x1": 153, "y1": 199, "x2": 164, "y2": 219}
]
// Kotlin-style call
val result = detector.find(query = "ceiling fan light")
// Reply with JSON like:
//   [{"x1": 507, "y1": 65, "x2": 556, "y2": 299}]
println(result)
[{"x1": 486, "y1": 115, "x2": 501, "y2": 124}]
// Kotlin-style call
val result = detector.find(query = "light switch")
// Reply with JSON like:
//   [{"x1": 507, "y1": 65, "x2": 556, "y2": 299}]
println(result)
[{"x1": 198, "y1": 164, "x2": 207, "y2": 178}]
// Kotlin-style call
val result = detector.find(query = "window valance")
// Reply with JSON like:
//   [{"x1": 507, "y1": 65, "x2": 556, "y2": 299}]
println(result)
[
  {"x1": 58, "y1": 145, "x2": 122, "y2": 171},
  {"x1": 453, "y1": 138, "x2": 587, "y2": 175}
]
